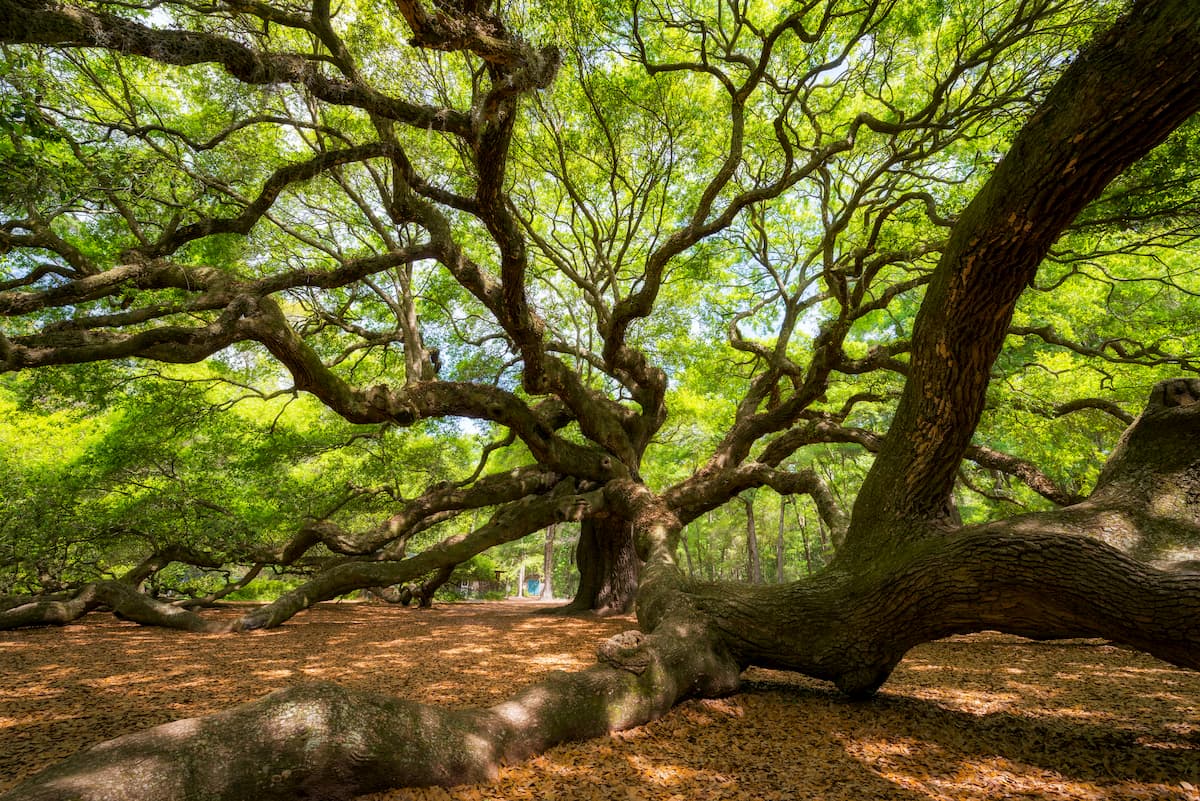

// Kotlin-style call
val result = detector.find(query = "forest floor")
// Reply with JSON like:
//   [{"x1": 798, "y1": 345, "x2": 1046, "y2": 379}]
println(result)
[{"x1": 0, "y1": 600, "x2": 1197, "y2": 800}]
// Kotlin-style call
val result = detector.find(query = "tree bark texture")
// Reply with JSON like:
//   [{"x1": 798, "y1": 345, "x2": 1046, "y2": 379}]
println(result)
[
  {"x1": 849, "y1": 0, "x2": 1200, "y2": 554},
  {"x1": 3, "y1": 3, "x2": 1200, "y2": 800},
  {"x1": 562, "y1": 517, "x2": 639, "y2": 615}
]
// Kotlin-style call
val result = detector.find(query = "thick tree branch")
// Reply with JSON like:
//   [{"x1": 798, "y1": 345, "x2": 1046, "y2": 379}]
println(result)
[
  {"x1": 757, "y1": 415, "x2": 1083, "y2": 508},
  {"x1": 1011, "y1": 324, "x2": 1200, "y2": 373},
  {"x1": 0, "y1": 0, "x2": 472, "y2": 134},
  {"x1": 691, "y1": 528, "x2": 1200, "y2": 699},
  {"x1": 849, "y1": 0, "x2": 1200, "y2": 553},
  {"x1": 258, "y1": 466, "x2": 565, "y2": 563},
  {"x1": 664, "y1": 463, "x2": 848, "y2": 543}
]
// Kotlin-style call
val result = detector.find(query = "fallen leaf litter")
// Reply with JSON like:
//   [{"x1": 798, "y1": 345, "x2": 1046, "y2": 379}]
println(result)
[{"x1": 0, "y1": 601, "x2": 1196, "y2": 800}]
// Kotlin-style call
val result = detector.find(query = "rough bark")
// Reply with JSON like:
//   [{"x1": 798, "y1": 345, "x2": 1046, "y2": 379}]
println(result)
[
  {"x1": 0, "y1": 0, "x2": 474, "y2": 135},
  {"x1": 5, "y1": 386, "x2": 1200, "y2": 797},
  {"x1": 998, "y1": 378, "x2": 1200, "y2": 570},
  {"x1": 691, "y1": 528, "x2": 1200, "y2": 699},
  {"x1": 120, "y1": 545, "x2": 224, "y2": 589},
  {"x1": 560, "y1": 516, "x2": 640, "y2": 615},
  {"x1": 361, "y1": 585, "x2": 412, "y2": 605},
  {"x1": 849, "y1": 0, "x2": 1200, "y2": 555},
  {"x1": 177, "y1": 564, "x2": 267, "y2": 609}
]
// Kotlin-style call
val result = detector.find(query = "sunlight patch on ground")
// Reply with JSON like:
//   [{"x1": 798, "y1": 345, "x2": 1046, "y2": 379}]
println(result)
[
  {"x1": 253, "y1": 669, "x2": 297, "y2": 680},
  {"x1": 902, "y1": 686, "x2": 1025, "y2": 714},
  {"x1": 0, "y1": 711, "x2": 79, "y2": 729},
  {"x1": 2, "y1": 606, "x2": 1197, "y2": 800}
]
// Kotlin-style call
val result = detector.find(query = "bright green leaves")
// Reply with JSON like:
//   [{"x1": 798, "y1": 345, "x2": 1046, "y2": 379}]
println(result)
[
  {"x1": 0, "y1": 54, "x2": 78, "y2": 218},
  {"x1": 0, "y1": 358, "x2": 471, "y2": 595},
  {"x1": 1, "y1": 0, "x2": 1197, "y2": 604}
]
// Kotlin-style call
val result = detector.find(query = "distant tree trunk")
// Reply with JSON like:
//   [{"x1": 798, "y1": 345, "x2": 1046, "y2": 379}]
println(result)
[
  {"x1": 703, "y1": 511, "x2": 716, "y2": 582},
  {"x1": 561, "y1": 517, "x2": 639, "y2": 615},
  {"x1": 540, "y1": 524, "x2": 556, "y2": 600},
  {"x1": 743, "y1": 496, "x2": 763, "y2": 584},
  {"x1": 361, "y1": 585, "x2": 411, "y2": 605},
  {"x1": 681, "y1": 523, "x2": 696, "y2": 578},
  {"x1": 775, "y1": 495, "x2": 786, "y2": 583},
  {"x1": 516, "y1": 563, "x2": 526, "y2": 599},
  {"x1": 415, "y1": 566, "x2": 453, "y2": 609},
  {"x1": 795, "y1": 503, "x2": 813, "y2": 576}
]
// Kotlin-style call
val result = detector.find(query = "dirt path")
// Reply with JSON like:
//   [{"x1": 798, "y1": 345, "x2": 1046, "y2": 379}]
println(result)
[{"x1": 1, "y1": 601, "x2": 1197, "y2": 799}]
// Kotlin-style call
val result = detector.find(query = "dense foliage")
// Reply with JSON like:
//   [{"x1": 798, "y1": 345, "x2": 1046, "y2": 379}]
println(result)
[
  {"x1": 2, "y1": 0, "x2": 1197, "y2": 609},
  {"x1": 0, "y1": 0, "x2": 1196, "y2": 608},
  {"x1": 3, "y1": 1, "x2": 1200, "y2": 798}
]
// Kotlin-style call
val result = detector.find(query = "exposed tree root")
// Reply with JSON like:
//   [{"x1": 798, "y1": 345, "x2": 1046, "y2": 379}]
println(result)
[
  {"x1": 0, "y1": 581, "x2": 231, "y2": 633},
  {"x1": 5, "y1": 532, "x2": 1198, "y2": 801},
  {"x1": 2, "y1": 566, "x2": 740, "y2": 801}
]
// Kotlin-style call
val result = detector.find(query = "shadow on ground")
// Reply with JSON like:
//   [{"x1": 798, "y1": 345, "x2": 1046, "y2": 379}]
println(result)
[{"x1": 1, "y1": 603, "x2": 1196, "y2": 800}]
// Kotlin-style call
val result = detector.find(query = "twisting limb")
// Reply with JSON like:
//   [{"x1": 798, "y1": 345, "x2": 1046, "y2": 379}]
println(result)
[
  {"x1": 0, "y1": 581, "x2": 231, "y2": 633},
  {"x1": 6, "y1": 471, "x2": 1200, "y2": 798},
  {"x1": 0, "y1": 0, "x2": 473, "y2": 134},
  {"x1": 1053, "y1": 397, "x2": 1135, "y2": 425},
  {"x1": 850, "y1": 0, "x2": 1200, "y2": 553},
  {"x1": 664, "y1": 462, "x2": 849, "y2": 544},
  {"x1": 1011, "y1": 324, "x2": 1200, "y2": 373},
  {"x1": 252, "y1": 466, "x2": 566, "y2": 563}
]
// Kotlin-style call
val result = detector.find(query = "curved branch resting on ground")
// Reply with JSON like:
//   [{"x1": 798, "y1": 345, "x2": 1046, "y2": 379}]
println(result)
[{"x1": 2, "y1": 2, "x2": 1200, "y2": 800}]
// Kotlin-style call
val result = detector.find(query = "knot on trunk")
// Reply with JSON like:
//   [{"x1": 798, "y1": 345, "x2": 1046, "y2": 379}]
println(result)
[
  {"x1": 1149, "y1": 378, "x2": 1200, "y2": 410},
  {"x1": 597, "y1": 630, "x2": 652, "y2": 675}
]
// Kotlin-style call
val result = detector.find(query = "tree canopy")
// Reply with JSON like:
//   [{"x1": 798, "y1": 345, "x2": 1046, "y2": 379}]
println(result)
[{"x1": 1, "y1": 0, "x2": 1199, "y2": 798}]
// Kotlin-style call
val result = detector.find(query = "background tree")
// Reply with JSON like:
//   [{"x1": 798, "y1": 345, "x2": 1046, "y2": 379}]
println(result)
[{"x1": 1, "y1": 0, "x2": 1200, "y2": 798}]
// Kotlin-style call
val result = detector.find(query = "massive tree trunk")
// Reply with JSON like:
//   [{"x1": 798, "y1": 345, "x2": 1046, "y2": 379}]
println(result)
[
  {"x1": 560, "y1": 516, "x2": 640, "y2": 615},
  {"x1": 6, "y1": 406, "x2": 1200, "y2": 799},
  {"x1": 3, "y1": 2, "x2": 1200, "y2": 800},
  {"x1": 847, "y1": 0, "x2": 1200, "y2": 560}
]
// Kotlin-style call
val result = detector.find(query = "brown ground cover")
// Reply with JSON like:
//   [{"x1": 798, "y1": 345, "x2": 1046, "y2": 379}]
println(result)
[{"x1": 0, "y1": 600, "x2": 1197, "y2": 800}]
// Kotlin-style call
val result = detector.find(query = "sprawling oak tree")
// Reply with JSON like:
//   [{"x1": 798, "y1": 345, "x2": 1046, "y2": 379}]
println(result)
[{"x1": 1, "y1": 0, "x2": 1199, "y2": 797}]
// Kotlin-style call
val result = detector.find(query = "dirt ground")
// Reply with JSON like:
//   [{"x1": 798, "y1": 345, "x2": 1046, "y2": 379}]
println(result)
[{"x1": 1, "y1": 600, "x2": 1197, "y2": 800}]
